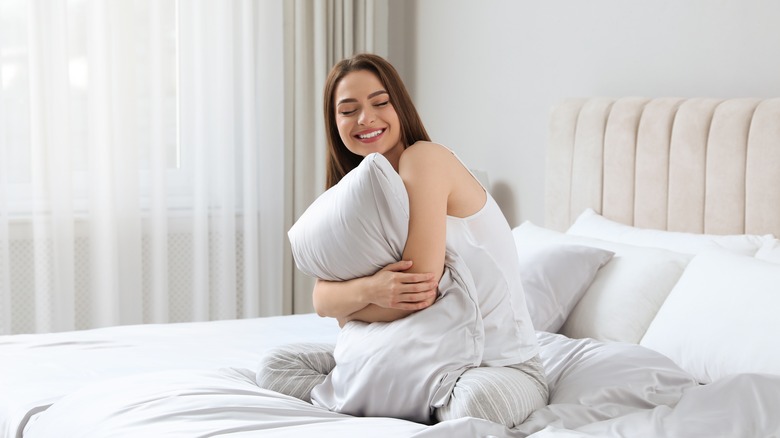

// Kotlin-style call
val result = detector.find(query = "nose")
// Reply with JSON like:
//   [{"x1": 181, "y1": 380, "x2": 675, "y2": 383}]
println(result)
[{"x1": 357, "y1": 106, "x2": 376, "y2": 126}]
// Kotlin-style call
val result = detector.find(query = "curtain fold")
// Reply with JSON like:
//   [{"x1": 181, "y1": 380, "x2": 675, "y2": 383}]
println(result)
[
  {"x1": 28, "y1": 0, "x2": 76, "y2": 332},
  {"x1": 147, "y1": 0, "x2": 169, "y2": 324},
  {"x1": 286, "y1": 0, "x2": 386, "y2": 313},
  {"x1": 0, "y1": 107, "x2": 8, "y2": 335},
  {"x1": 255, "y1": 0, "x2": 288, "y2": 318},
  {"x1": 0, "y1": 0, "x2": 286, "y2": 335}
]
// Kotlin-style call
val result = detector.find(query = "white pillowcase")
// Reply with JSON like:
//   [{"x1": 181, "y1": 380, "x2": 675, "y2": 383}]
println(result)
[
  {"x1": 755, "y1": 238, "x2": 780, "y2": 264},
  {"x1": 640, "y1": 250, "x2": 780, "y2": 384},
  {"x1": 512, "y1": 222, "x2": 691, "y2": 343},
  {"x1": 567, "y1": 208, "x2": 772, "y2": 256},
  {"x1": 515, "y1": 243, "x2": 613, "y2": 333},
  {"x1": 288, "y1": 154, "x2": 408, "y2": 281}
]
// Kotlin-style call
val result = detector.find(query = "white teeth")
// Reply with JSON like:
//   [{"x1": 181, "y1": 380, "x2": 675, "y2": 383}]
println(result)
[{"x1": 358, "y1": 129, "x2": 383, "y2": 139}]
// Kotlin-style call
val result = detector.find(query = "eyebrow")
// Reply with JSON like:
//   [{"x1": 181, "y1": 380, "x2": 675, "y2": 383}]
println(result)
[{"x1": 336, "y1": 90, "x2": 388, "y2": 106}]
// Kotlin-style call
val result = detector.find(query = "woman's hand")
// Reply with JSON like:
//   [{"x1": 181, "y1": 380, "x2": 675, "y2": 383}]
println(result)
[
  {"x1": 367, "y1": 260, "x2": 438, "y2": 311},
  {"x1": 313, "y1": 260, "x2": 437, "y2": 325}
]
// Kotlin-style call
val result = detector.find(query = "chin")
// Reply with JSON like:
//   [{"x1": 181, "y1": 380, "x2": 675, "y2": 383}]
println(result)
[{"x1": 349, "y1": 145, "x2": 388, "y2": 157}]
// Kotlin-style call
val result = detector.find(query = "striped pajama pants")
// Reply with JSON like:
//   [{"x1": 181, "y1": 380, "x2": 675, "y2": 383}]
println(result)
[{"x1": 255, "y1": 343, "x2": 549, "y2": 428}]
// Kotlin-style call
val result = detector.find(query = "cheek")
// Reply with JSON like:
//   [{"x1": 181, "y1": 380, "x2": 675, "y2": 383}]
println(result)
[
  {"x1": 336, "y1": 120, "x2": 352, "y2": 141},
  {"x1": 383, "y1": 108, "x2": 401, "y2": 131},
  {"x1": 386, "y1": 112, "x2": 401, "y2": 139}
]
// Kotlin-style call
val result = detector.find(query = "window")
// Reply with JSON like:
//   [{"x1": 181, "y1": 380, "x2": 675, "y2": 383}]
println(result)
[{"x1": 0, "y1": 0, "x2": 182, "y2": 216}]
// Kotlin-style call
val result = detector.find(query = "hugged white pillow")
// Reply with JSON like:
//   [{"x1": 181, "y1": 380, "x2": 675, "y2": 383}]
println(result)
[
  {"x1": 640, "y1": 250, "x2": 780, "y2": 383},
  {"x1": 515, "y1": 244, "x2": 614, "y2": 333},
  {"x1": 512, "y1": 222, "x2": 691, "y2": 343},
  {"x1": 288, "y1": 153, "x2": 484, "y2": 423},
  {"x1": 567, "y1": 208, "x2": 772, "y2": 256},
  {"x1": 288, "y1": 153, "x2": 408, "y2": 281}
]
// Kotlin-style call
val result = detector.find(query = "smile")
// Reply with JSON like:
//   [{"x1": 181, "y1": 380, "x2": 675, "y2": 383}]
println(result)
[{"x1": 356, "y1": 128, "x2": 385, "y2": 139}]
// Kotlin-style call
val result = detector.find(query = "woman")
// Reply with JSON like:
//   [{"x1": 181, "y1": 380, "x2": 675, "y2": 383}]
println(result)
[{"x1": 257, "y1": 53, "x2": 548, "y2": 428}]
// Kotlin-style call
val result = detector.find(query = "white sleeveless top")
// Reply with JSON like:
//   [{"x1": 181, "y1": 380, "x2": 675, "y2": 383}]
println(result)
[{"x1": 445, "y1": 156, "x2": 539, "y2": 366}]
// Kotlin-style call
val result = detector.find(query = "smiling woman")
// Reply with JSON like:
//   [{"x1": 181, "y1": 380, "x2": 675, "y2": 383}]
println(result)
[
  {"x1": 258, "y1": 53, "x2": 549, "y2": 428},
  {"x1": 333, "y1": 72, "x2": 402, "y2": 162},
  {"x1": 322, "y1": 54, "x2": 432, "y2": 189}
]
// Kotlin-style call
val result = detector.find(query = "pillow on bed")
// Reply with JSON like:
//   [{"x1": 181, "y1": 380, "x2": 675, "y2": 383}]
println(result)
[
  {"x1": 567, "y1": 208, "x2": 772, "y2": 256},
  {"x1": 516, "y1": 243, "x2": 614, "y2": 333},
  {"x1": 640, "y1": 250, "x2": 780, "y2": 384},
  {"x1": 755, "y1": 238, "x2": 780, "y2": 264},
  {"x1": 512, "y1": 222, "x2": 691, "y2": 343}
]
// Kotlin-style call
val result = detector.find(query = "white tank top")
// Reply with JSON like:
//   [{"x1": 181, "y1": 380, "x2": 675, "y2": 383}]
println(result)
[{"x1": 445, "y1": 155, "x2": 539, "y2": 366}]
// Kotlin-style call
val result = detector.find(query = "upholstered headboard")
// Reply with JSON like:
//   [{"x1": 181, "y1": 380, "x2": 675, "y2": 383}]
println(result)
[{"x1": 545, "y1": 98, "x2": 780, "y2": 237}]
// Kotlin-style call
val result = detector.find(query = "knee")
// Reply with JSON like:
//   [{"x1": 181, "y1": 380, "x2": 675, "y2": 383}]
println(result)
[
  {"x1": 256, "y1": 345, "x2": 302, "y2": 387},
  {"x1": 255, "y1": 343, "x2": 335, "y2": 383},
  {"x1": 257, "y1": 345, "x2": 300, "y2": 370},
  {"x1": 436, "y1": 366, "x2": 548, "y2": 428}
]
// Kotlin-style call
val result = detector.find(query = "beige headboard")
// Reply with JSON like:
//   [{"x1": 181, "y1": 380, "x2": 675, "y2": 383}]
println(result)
[{"x1": 545, "y1": 98, "x2": 780, "y2": 237}]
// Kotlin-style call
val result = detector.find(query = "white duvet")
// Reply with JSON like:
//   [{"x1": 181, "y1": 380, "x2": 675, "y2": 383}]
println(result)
[{"x1": 3, "y1": 315, "x2": 779, "y2": 437}]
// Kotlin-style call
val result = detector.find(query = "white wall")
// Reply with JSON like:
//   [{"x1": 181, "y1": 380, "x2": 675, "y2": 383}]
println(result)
[{"x1": 387, "y1": 0, "x2": 780, "y2": 227}]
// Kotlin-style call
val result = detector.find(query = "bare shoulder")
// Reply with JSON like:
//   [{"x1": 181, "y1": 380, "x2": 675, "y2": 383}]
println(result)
[
  {"x1": 399, "y1": 142, "x2": 456, "y2": 173},
  {"x1": 401, "y1": 141, "x2": 451, "y2": 160}
]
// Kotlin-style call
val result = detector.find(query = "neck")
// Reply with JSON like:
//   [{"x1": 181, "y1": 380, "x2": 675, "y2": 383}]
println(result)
[{"x1": 382, "y1": 143, "x2": 405, "y2": 172}]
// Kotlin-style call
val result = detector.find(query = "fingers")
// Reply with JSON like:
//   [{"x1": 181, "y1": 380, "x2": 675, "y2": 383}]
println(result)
[
  {"x1": 397, "y1": 290, "x2": 437, "y2": 304},
  {"x1": 371, "y1": 262, "x2": 438, "y2": 310},
  {"x1": 398, "y1": 272, "x2": 436, "y2": 284},
  {"x1": 382, "y1": 260, "x2": 413, "y2": 272},
  {"x1": 392, "y1": 294, "x2": 436, "y2": 310},
  {"x1": 383, "y1": 288, "x2": 437, "y2": 311},
  {"x1": 393, "y1": 273, "x2": 437, "y2": 304},
  {"x1": 382, "y1": 261, "x2": 436, "y2": 283}
]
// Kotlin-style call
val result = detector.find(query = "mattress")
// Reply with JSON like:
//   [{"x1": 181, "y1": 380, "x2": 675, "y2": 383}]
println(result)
[{"x1": 3, "y1": 312, "x2": 779, "y2": 437}]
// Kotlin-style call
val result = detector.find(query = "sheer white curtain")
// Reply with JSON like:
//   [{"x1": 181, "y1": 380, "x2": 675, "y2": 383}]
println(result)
[
  {"x1": 0, "y1": 0, "x2": 286, "y2": 335},
  {"x1": 286, "y1": 0, "x2": 388, "y2": 313}
]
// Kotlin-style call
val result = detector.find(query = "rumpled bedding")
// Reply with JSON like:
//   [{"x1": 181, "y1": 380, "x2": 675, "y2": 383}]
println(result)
[{"x1": 16, "y1": 330, "x2": 780, "y2": 437}]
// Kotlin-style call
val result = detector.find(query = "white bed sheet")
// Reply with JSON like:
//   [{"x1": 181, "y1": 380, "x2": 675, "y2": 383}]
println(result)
[
  {"x1": 3, "y1": 314, "x2": 780, "y2": 438},
  {"x1": 0, "y1": 314, "x2": 340, "y2": 438}
]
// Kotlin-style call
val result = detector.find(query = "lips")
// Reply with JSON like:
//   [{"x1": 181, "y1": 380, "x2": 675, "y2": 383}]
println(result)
[{"x1": 354, "y1": 128, "x2": 386, "y2": 141}]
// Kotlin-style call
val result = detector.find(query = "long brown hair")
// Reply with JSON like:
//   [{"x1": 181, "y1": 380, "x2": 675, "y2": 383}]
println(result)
[{"x1": 323, "y1": 53, "x2": 430, "y2": 188}]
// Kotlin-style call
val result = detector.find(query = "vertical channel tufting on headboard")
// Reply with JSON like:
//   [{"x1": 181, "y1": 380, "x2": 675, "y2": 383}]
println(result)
[
  {"x1": 600, "y1": 97, "x2": 649, "y2": 226},
  {"x1": 745, "y1": 99, "x2": 780, "y2": 236},
  {"x1": 666, "y1": 98, "x2": 721, "y2": 233},
  {"x1": 545, "y1": 98, "x2": 586, "y2": 232},
  {"x1": 546, "y1": 97, "x2": 780, "y2": 237},
  {"x1": 703, "y1": 99, "x2": 760, "y2": 234},
  {"x1": 631, "y1": 98, "x2": 685, "y2": 230}
]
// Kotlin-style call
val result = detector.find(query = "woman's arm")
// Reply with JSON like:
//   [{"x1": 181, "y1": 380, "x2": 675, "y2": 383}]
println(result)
[
  {"x1": 315, "y1": 143, "x2": 453, "y2": 326},
  {"x1": 340, "y1": 144, "x2": 452, "y2": 324},
  {"x1": 396, "y1": 143, "x2": 450, "y2": 283},
  {"x1": 313, "y1": 260, "x2": 438, "y2": 325}
]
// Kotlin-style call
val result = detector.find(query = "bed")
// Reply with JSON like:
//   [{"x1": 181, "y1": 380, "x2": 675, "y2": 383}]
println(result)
[{"x1": 2, "y1": 97, "x2": 780, "y2": 437}]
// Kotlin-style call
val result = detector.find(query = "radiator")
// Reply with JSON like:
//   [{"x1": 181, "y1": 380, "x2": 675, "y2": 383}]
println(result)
[{"x1": 2, "y1": 222, "x2": 246, "y2": 335}]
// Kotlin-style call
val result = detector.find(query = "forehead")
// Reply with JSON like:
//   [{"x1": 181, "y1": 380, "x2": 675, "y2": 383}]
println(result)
[{"x1": 335, "y1": 70, "x2": 385, "y2": 100}]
